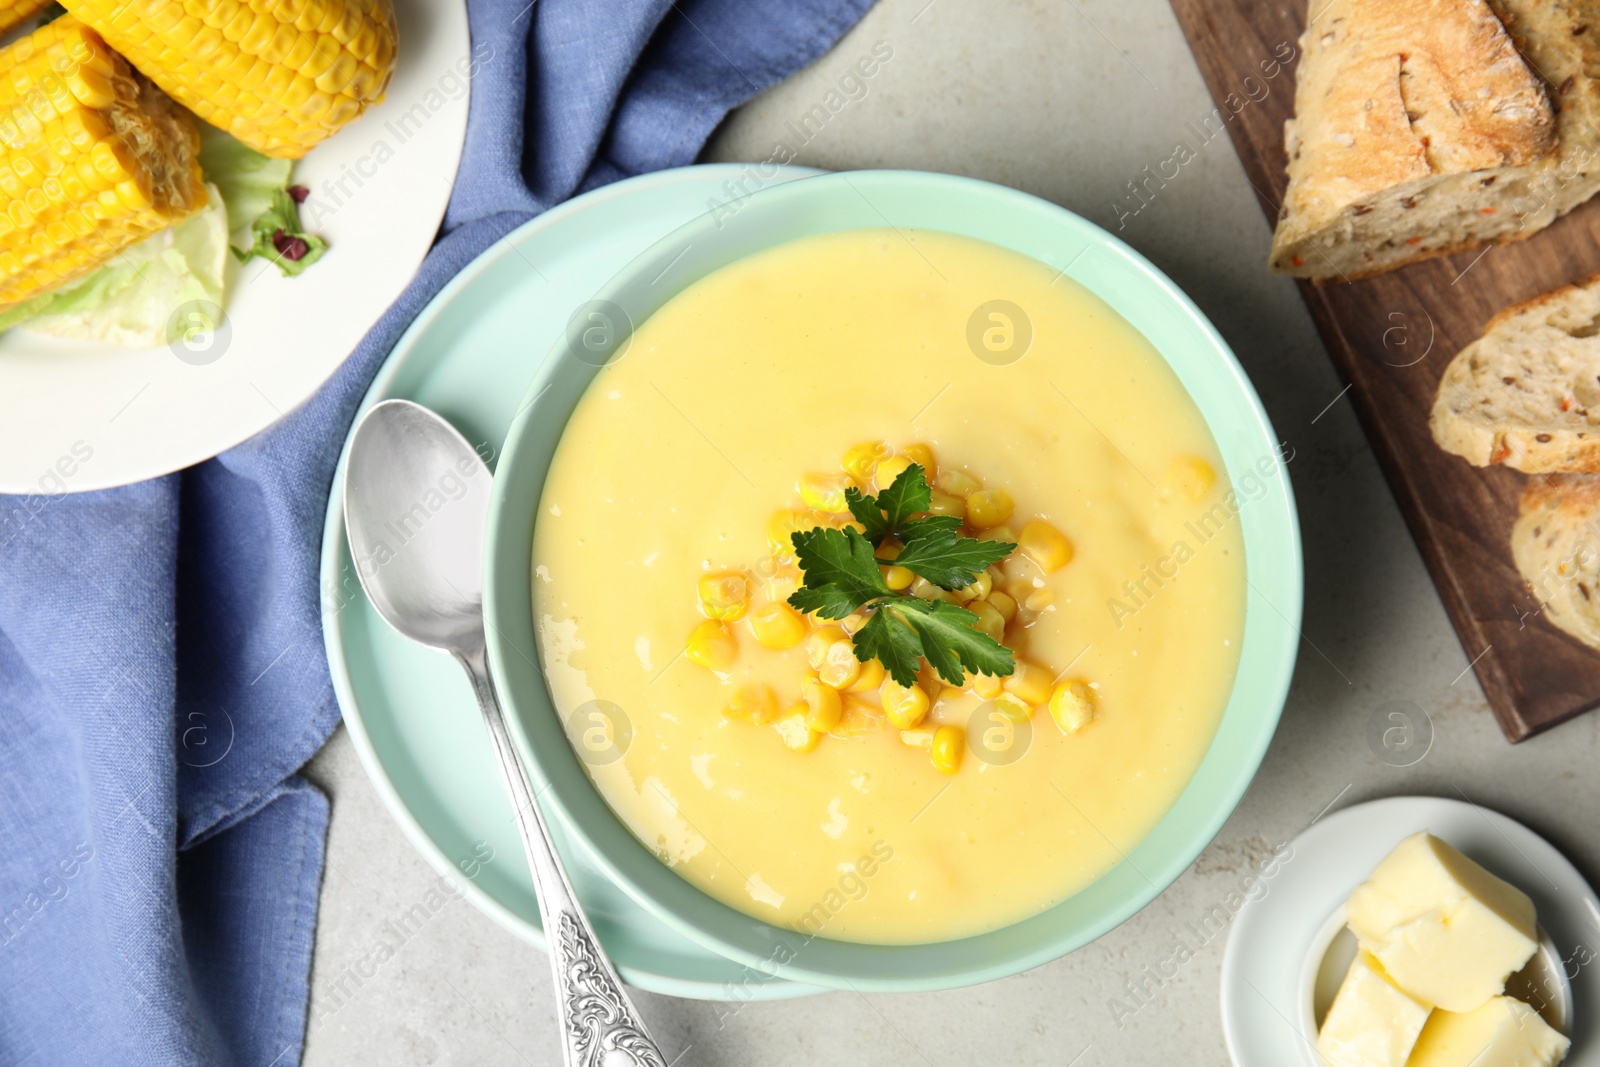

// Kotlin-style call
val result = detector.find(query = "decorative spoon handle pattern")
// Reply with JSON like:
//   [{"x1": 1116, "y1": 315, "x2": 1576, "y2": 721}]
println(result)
[{"x1": 458, "y1": 643, "x2": 666, "y2": 1067}]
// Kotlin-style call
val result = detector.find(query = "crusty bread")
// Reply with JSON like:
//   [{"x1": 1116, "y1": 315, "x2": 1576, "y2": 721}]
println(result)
[
  {"x1": 1431, "y1": 273, "x2": 1600, "y2": 472},
  {"x1": 1270, "y1": 0, "x2": 1600, "y2": 281},
  {"x1": 1512, "y1": 476, "x2": 1600, "y2": 649}
]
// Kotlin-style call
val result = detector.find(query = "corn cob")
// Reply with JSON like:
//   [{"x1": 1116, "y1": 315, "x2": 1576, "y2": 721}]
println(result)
[
  {"x1": 60, "y1": 0, "x2": 398, "y2": 160},
  {"x1": 0, "y1": 0, "x2": 51, "y2": 38},
  {"x1": 0, "y1": 16, "x2": 207, "y2": 313}
]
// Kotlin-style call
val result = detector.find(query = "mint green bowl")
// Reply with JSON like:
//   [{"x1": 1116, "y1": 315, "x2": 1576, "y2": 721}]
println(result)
[{"x1": 483, "y1": 170, "x2": 1302, "y2": 992}]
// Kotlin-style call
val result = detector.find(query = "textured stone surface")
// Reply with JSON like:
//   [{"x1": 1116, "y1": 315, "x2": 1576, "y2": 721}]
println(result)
[{"x1": 302, "y1": 1, "x2": 1600, "y2": 1062}]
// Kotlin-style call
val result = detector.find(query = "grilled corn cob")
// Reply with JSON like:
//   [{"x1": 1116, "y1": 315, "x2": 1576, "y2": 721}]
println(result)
[
  {"x1": 0, "y1": 16, "x2": 207, "y2": 312},
  {"x1": 60, "y1": 0, "x2": 398, "y2": 159},
  {"x1": 0, "y1": 0, "x2": 51, "y2": 38}
]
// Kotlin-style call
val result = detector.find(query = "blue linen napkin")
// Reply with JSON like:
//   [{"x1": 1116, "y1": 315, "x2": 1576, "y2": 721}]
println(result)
[{"x1": 0, "y1": 0, "x2": 871, "y2": 1061}]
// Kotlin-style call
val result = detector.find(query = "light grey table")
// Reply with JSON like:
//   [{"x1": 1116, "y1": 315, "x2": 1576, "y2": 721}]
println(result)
[{"x1": 301, "y1": 0, "x2": 1600, "y2": 1063}]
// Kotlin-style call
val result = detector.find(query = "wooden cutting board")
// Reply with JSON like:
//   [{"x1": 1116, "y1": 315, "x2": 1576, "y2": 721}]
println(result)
[{"x1": 1167, "y1": 0, "x2": 1600, "y2": 740}]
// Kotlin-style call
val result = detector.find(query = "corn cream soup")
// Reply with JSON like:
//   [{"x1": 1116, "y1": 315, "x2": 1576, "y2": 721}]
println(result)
[{"x1": 533, "y1": 228, "x2": 1245, "y2": 944}]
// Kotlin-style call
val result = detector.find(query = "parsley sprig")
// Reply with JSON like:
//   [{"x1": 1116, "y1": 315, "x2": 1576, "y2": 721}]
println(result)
[{"x1": 786, "y1": 464, "x2": 1018, "y2": 688}]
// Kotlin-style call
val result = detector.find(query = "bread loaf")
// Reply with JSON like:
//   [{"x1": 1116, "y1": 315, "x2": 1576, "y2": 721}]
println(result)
[{"x1": 1271, "y1": 0, "x2": 1600, "y2": 281}]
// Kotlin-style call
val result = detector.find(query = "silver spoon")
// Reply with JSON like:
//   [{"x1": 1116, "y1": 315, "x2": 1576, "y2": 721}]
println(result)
[{"x1": 344, "y1": 399, "x2": 666, "y2": 1067}]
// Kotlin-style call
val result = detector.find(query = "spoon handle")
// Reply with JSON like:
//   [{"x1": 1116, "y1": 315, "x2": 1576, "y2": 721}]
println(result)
[{"x1": 457, "y1": 643, "x2": 667, "y2": 1067}]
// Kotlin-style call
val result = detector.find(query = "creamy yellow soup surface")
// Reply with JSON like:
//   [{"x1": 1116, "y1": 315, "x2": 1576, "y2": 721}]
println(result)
[{"x1": 533, "y1": 229, "x2": 1246, "y2": 944}]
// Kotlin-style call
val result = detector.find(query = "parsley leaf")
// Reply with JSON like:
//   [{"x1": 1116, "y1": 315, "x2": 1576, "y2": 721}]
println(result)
[
  {"x1": 859, "y1": 599, "x2": 1016, "y2": 686},
  {"x1": 786, "y1": 526, "x2": 891, "y2": 619},
  {"x1": 845, "y1": 463, "x2": 932, "y2": 546},
  {"x1": 897, "y1": 515, "x2": 962, "y2": 542},
  {"x1": 877, "y1": 463, "x2": 932, "y2": 533},
  {"x1": 893, "y1": 525, "x2": 1014, "y2": 590},
  {"x1": 787, "y1": 462, "x2": 1022, "y2": 686},
  {"x1": 852, "y1": 606, "x2": 926, "y2": 687},
  {"x1": 844, "y1": 486, "x2": 889, "y2": 543}
]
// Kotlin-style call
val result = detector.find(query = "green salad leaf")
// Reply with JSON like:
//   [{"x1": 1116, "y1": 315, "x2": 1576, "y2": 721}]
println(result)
[{"x1": 232, "y1": 186, "x2": 328, "y2": 277}]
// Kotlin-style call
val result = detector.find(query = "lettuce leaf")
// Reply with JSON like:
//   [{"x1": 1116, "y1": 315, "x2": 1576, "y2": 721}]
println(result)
[{"x1": 198, "y1": 123, "x2": 292, "y2": 232}]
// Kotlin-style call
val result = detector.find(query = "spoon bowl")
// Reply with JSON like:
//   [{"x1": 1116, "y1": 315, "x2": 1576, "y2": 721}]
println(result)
[{"x1": 343, "y1": 399, "x2": 491, "y2": 652}]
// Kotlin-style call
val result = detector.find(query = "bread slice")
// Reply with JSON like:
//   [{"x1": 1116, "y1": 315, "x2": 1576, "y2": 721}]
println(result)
[
  {"x1": 1270, "y1": 0, "x2": 1600, "y2": 281},
  {"x1": 1431, "y1": 273, "x2": 1600, "y2": 472},
  {"x1": 1512, "y1": 476, "x2": 1600, "y2": 649}
]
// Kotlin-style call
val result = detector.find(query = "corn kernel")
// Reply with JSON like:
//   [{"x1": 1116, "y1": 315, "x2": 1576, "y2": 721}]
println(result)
[
  {"x1": 880, "y1": 678, "x2": 930, "y2": 729},
  {"x1": 884, "y1": 564, "x2": 915, "y2": 590},
  {"x1": 726, "y1": 683, "x2": 779, "y2": 724},
  {"x1": 927, "y1": 490, "x2": 965, "y2": 517},
  {"x1": 800, "y1": 472, "x2": 857, "y2": 513},
  {"x1": 818, "y1": 638, "x2": 862, "y2": 689},
  {"x1": 802, "y1": 676, "x2": 843, "y2": 732},
  {"x1": 972, "y1": 671, "x2": 1005, "y2": 700},
  {"x1": 841, "y1": 612, "x2": 867, "y2": 635},
  {"x1": 902, "y1": 443, "x2": 936, "y2": 476},
  {"x1": 1019, "y1": 521, "x2": 1073, "y2": 574},
  {"x1": 900, "y1": 726, "x2": 936, "y2": 749},
  {"x1": 1004, "y1": 661, "x2": 1054, "y2": 704},
  {"x1": 697, "y1": 572, "x2": 749, "y2": 621},
  {"x1": 1166, "y1": 455, "x2": 1216, "y2": 502},
  {"x1": 966, "y1": 489, "x2": 1014, "y2": 529},
  {"x1": 878, "y1": 539, "x2": 902, "y2": 561},
  {"x1": 910, "y1": 577, "x2": 957, "y2": 603},
  {"x1": 774, "y1": 709, "x2": 821, "y2": 751},
  {"x1": 954, "y1": 571, "x2": 992, "y2": 602},
  {"x1": 766, "y1": 572, "x2": 801, "y2": 603},
  {"x1": 767, "y1": 509, "x2": 814, "y2": 553},
  {"x1": 968, "y1": 599, "x2": 1006, "y2": 641},
  {"x1": 847, "y1": 658, "x2": 886, "y2": 692},
  {"x1": 842, "y1": 440, "x2": 890, "y2": 482},
  {"x1": 1024, "y1": 587, "x2": 1055, "y2": 612},
  {"x1": 986, "y1": 591, "x2": 1018, "y2": 623},
  {"x1": 830, "y1": 696, "x2": 885, "y2": 738},
  {"x1": 936, "y1": 468, "x2": 981, "y2": 496},
  {"x1": 686, "y1": 620, "x2": 737, "y2": 671},
  {"x1": 874, "y1": 454, "x2": 913, "y2": 490},
  {"x1": 931, "y1": 725, "x2": 964, "y2": 774},
  {"x1": 1049, "y1": 679, "x2": 1096, "y2": 734},
  {"x1": 807, "y1": 626, "x2": 848, "y2": 670},
  {"x1": 992, "y1": 692, "x2": 1032, "y2": 722},
  {"x1": 979, "y1": 525, "x2": 1018, "y2": 546},
  {"x1": 748, "y1": 602, "x2": 807, "y2": 649}
]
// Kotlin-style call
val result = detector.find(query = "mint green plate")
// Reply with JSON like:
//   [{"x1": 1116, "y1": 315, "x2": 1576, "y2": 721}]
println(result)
[
  {"x1": 319, "y1": 165, "x2": 825, "y2": 1000},
  {"x1": 484, "y1": 170, "x2": 1304, "y2": 992}
]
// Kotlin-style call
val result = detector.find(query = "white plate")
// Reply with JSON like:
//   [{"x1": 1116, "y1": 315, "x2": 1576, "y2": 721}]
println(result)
[
  {"x1": 0, "y1": 0, "x2": 470, "y2": 493},
  {"x1": 1222, "y1": 796, "x2": 1600, "y2": 1066}
]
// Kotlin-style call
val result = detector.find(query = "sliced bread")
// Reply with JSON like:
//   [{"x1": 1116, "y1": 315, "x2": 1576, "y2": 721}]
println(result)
[
  {"x1": 1431, "y1": 273, "x2": 1600, "y2": 472},
  {"x1": 1512, "y1": 477, "x2": 1600, "y2": 649},
  {"x1": 1270, "y1": 0, "x2": 1600, "y2": 281}
]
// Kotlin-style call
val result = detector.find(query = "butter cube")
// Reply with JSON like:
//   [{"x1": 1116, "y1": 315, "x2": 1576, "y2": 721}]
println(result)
[
  {"x1": 1408, "y1": 996, "x2": 1569, "y2": 1067},
  {"x1": 1315, "y1": 951, "x2": 1431, "y2": 1067},
  {"x1": 1346, "y1": 833, "x2": 1536, "y2": 1011}
]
